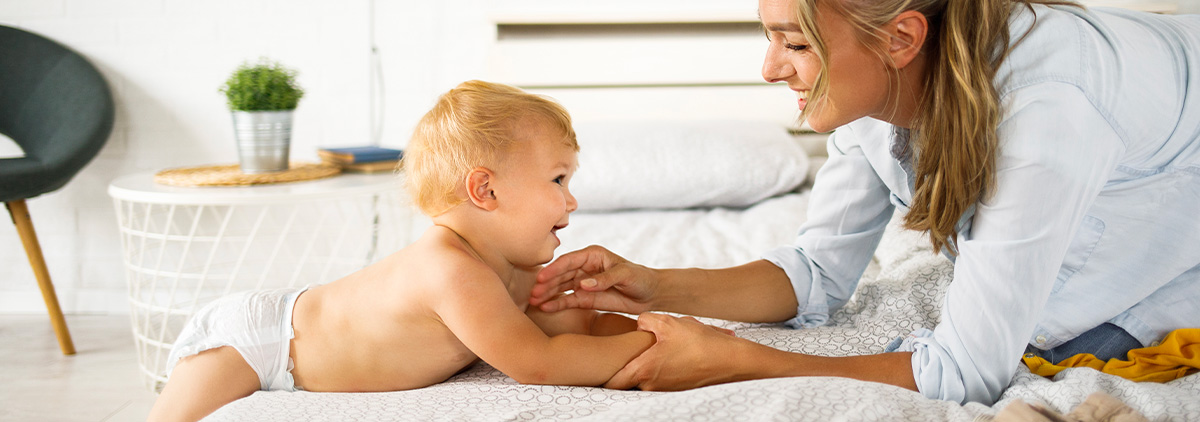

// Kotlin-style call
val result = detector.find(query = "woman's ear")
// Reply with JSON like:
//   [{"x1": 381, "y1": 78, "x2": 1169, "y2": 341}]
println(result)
[
  {"x1": 465, "y1": 167, "x2": 499, "y2": 211},
  {"x1": 886, "y1": 10, "x2": 929, "y2": 69}
]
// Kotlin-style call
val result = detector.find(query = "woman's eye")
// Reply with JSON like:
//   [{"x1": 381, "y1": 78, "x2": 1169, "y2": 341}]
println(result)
[{"x1": 764, "y1": 31, "x2": 808, "y2": 52}]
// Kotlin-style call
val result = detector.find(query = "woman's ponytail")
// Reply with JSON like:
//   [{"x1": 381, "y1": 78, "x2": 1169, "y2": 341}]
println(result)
[{"x1": 904, "y1": 0, "x2": 1014, "y2": 255}]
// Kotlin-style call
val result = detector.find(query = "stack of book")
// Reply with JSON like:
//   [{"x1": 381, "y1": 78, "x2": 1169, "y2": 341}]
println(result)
[{"x1": 317, "y1": 146, "x2": 403, "y2": 173}]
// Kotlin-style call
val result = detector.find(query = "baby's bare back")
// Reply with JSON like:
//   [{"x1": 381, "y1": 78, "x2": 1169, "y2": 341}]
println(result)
[{"x1": 287, "y1": 240, "x2": 484, "y2": 392}]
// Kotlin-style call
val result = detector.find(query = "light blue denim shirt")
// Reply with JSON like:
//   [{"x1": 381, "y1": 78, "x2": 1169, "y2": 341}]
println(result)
[{"x1": 762, "y1": 5, "x2": 1200, "y2": 405}]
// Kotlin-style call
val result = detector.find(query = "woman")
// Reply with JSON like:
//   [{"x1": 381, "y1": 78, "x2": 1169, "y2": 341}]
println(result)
[{"x1": 529, "y1": 0, "x2": 1200, "y2": 405}]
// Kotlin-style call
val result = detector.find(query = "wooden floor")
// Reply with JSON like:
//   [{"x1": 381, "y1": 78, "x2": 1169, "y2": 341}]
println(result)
[{"x1": 0, "y1": 315, "x2": 157, "y2": 422}]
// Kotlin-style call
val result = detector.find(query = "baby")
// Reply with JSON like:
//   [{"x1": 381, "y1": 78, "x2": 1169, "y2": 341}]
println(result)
[{"x1": 149, "y1": 80, "x2": 655, "y2": 422}]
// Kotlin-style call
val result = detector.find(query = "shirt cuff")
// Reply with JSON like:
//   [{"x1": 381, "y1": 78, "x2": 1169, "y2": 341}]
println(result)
[
  {"x1": 891, "y1": 328, "x2": 1010, "y2": 405},
  {"x1": 762, "y1": 245, "x2": 830, "y2": 329}
]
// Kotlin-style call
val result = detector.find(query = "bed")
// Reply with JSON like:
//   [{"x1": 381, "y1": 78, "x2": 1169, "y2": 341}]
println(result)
[
  {"x1": 202, "y1": 119, "x2": 1200, "y2": 421},
  {"x1": 204, "y1": 3, "x2": 1200, "y2": 420},
  {"x1": 205, "y1": 212, "x2": 1200, "y2": 421}
]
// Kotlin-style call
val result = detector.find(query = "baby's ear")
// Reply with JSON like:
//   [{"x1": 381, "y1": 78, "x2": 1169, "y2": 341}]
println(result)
[{"x1": 464, "y1": 167, "x2": 499, "y2": 211}]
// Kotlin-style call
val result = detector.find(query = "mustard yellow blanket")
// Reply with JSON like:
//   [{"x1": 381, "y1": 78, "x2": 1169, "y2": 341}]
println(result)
[{"x1": 1024, "y1": 328, "x2": 1200, "y2": 382}]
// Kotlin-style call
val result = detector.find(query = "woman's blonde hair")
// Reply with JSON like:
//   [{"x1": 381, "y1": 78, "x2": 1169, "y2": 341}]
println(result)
[
  {"x1": 794, "y1": 0, "x2": 1076, "y2": 254},
  {"x1": 401, "y1": 80, "x2": 577, "y2": 216}
]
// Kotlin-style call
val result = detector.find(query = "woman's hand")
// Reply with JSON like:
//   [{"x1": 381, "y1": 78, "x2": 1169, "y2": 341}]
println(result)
[
  {"x1": 604, "y1": 313, "x2": 749, "y2": 391},
  {"x1": 531, "y1": 245, "x2": 659, "y2": 314},
  {"x1": 605, "y1": 314, "x2": 920, "y2": 392}
]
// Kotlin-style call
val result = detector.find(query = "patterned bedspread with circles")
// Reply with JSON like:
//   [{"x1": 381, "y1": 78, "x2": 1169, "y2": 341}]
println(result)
[{"x1": 207, "y1": 192, "x2": 1200, "y2": 421}]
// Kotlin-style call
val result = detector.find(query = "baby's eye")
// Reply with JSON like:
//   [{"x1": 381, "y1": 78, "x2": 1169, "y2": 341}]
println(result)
[{"x1": 553, "y1": 175, "x2": 564, "y2": 185}]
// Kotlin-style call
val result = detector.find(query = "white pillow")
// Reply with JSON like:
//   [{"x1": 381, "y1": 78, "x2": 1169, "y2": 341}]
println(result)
[{"x1": 569, "y1": 120, "x2": 809, "y2": 211}]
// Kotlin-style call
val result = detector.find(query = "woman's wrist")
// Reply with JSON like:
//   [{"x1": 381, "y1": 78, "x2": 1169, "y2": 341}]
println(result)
[
  {"x1": 649, "y1": 267, "x2": 698, "y2": 313},
  {"x1": 727, "y1": 343, "x2": 919, "y2": 391},
  {"x1": 726, "y1": 338, "x2": 801, "y2": 382},
  {"x1": 652, "y1": 262, "x2": 796, "y2": 322}
]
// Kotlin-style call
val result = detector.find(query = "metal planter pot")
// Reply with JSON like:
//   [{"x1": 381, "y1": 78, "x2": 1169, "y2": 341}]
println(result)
[{"x1": 231, "y1": 110, "x2": 293, "y2": 173}]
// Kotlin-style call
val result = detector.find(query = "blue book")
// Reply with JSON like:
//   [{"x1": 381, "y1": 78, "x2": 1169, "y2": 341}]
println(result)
[{"x1": 318, "y1": 146, "x2": 403, "y2": 164}]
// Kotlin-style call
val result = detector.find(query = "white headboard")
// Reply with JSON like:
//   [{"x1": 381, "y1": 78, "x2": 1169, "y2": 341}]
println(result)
[
  {"x1": 480, "y1": 0, "x2": 1180, "y2": 132},
  {"x1": 482, "y1": 0, "x2": 807, "y2": 131}
]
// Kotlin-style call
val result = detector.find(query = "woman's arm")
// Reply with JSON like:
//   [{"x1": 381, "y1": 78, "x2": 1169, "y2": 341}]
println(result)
[
  {"x1": 895, "y1": 83, "x2": 1128, "y2": 404},
  {"x1": 531, "y1": 248, "x2": 798, "y2": 323},
  {"x1": 651, "y1": 261, "x2": 800, "y2": 323},
  {"x1": 534, "y1": 126, "x2": 896, "y2": 328},
  {"x1": 603, "y1": 313, "x2": 918, "y2": 391}
]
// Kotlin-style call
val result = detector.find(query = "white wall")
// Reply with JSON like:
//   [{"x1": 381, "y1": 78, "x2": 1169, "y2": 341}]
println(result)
[
  {"x1": 0, "y1": 0, "x2": 493, "y2": 314},
  {"x1": 0, "y1": 0, "x2": 1180, "y2": 315}
]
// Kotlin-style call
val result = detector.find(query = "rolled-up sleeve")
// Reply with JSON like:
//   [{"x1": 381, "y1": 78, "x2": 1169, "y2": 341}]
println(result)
[
  {"x1": 762, "y1": 124, "x2": 896, "y2": 328},
  {"x1": 893, "y1": 83, "x2": 1124, "y2": 404}
]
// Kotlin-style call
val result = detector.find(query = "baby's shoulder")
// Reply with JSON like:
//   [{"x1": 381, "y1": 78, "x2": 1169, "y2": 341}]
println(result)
[{"x1": 402, "y1": 227, "x2": 498, "y2": 287}]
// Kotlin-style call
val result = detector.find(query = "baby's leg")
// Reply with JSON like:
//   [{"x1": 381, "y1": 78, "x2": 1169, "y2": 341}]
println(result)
[{"x1": 148, "y1": 346, "x2": 259, "y2": 422}]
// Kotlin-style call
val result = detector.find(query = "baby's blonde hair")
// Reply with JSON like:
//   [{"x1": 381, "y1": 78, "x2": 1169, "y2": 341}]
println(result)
[{"x1": 401, "y1": 80, "x2": 577, "y2": 217}]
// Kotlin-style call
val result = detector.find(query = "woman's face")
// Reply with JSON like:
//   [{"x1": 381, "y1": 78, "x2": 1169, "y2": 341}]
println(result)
[{"x1": 760, "y1": 0, "x2": 891, "y2": 133}]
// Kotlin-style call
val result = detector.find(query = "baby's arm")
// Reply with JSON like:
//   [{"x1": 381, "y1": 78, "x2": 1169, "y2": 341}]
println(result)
[
  {"x1": 525, "y1": 305, "x2": 638, "y2": 337},
  {"x1": 434, "y1": 263, "x2": 653, "y2": 387}
]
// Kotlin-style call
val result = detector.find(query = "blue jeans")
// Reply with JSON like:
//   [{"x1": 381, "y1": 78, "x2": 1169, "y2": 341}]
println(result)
[{"x1": 1025, "y1": 323, "x2": 1144, "y2": 363}]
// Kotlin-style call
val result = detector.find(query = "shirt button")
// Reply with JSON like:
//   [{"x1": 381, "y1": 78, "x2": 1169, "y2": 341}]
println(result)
[{"x1": 1035, "y1": 335, "x2": 1047, "y2": 345}]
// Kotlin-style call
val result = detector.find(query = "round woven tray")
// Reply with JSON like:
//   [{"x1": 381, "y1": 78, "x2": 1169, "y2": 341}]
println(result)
[{"x1": 154, "y1": 162, "x2": 341, "y2": 187}]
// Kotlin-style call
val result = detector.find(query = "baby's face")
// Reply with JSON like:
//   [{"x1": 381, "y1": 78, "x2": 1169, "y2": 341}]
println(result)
[{"x1": 490, "y1": 118, "x2": 579, "y2": 267}]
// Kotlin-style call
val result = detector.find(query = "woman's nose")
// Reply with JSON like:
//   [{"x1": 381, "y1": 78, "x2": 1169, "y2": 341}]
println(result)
[{"x1": 762, "y1": 46, "x2": 791, "y2": 83}]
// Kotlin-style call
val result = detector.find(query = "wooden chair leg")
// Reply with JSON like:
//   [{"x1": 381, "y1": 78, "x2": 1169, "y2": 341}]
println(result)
[{"x1": 6, "y1": 199, "x2": 75, "y2": 355}]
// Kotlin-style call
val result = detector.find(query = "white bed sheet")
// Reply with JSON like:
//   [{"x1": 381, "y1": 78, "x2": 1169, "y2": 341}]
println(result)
[{"x1": 205, "y1": 192, "x2": 1200, "y2": 421}]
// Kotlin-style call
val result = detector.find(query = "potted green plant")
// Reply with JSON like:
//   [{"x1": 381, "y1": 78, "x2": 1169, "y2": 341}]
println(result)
[{"x1": 220, "y1": 58, "x2": 304, "y2": 173}]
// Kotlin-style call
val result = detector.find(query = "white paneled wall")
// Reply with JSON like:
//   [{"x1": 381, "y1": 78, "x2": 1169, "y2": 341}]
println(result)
[
  {"x1": 0, "y1": 0, "x2": 492, "y2": 314},
  {"x1": 0, "y1": 0, "x2": 1179, "y2": 315}
]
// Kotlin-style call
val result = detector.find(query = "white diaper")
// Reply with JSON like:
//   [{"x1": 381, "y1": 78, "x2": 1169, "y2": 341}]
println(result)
[{"x1": 165, "y1": 286, "x2": 309, "y2": 391}]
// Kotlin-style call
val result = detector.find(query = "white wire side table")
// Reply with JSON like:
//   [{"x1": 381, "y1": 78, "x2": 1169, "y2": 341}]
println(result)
[{"x1": 108, "y1": 172, "x2": 425, "y2": 392}]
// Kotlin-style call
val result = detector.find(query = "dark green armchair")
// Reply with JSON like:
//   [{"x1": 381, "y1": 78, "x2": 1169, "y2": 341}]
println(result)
[{"x1": 1, "y1": 25, "x2": 115, "y2": 355}]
